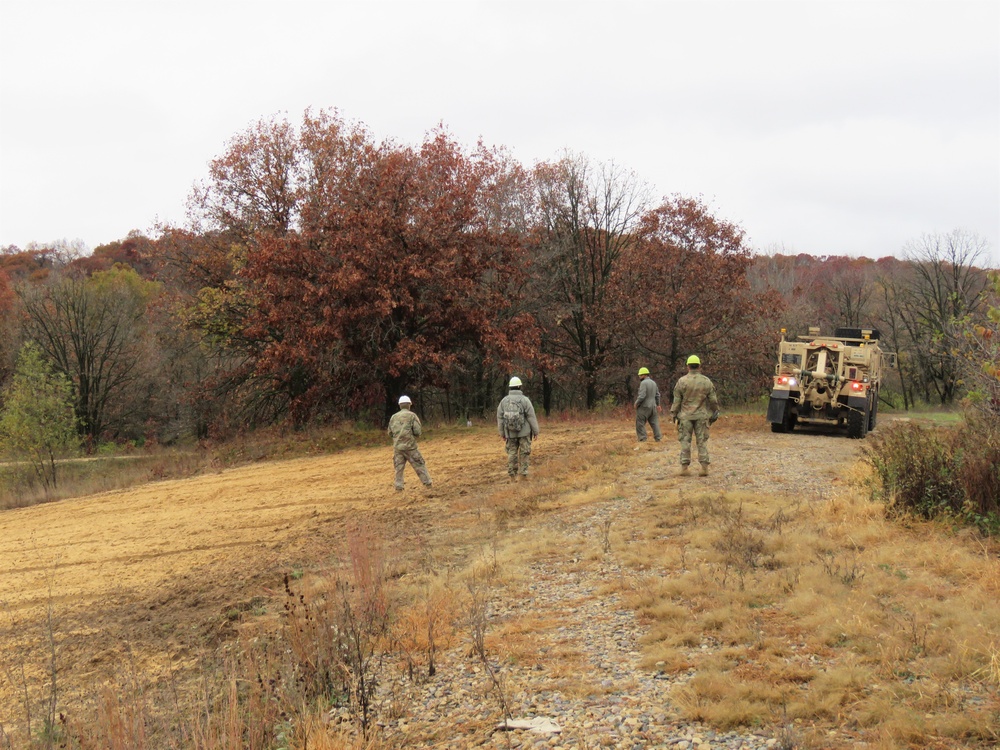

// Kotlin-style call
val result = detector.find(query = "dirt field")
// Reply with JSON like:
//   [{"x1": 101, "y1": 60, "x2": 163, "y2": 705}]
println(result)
[{"x1": 0, "y1": 415, "x2": 864, "y2": 733}]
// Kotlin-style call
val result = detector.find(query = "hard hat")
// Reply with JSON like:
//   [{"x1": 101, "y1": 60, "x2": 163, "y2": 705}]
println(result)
[
  {"x1": 398, "y1": 395, "x2": 412, "y2": 405},
  {"x1": 638, "y1": 367, "x2": 650, "y2": 376},
  {"x1": 508, "y1": 376, "x2": 522, "y2": 388},
  {"x1": 686, "y1": 355, "x2": 701, "y2": 366}
]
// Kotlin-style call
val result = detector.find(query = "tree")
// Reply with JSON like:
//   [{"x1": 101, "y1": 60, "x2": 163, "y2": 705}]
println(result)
[
  {"x1": 0, "y1": 268, "x2": 15, "y2": 389},
  {"x1": 617, "y1": 196, "x2": 782, "y2": 401},
  {"x1": 897, "y1": 230, "x2": 990, "y2": 404},
  {"x1": 188, "y1": 115, "x2": 302, "y2": 243},
  {"x1": 0, "y1": 343, "x2": 79, "y2": 492},
  {"x1": 530, "y1": 154, "x2": 649, "y2": 408},
  {"x1": 194, "y1": 112, "x2": 538, "y2": 425},
  {"x1": 17, "y1": 267, "x2": 160, "y2": 441},
  {"x1": 957, "y1": 271, "x2": 1000, "y2": 417}
]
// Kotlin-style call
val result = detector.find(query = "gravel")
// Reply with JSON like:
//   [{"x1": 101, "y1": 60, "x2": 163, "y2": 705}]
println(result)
[{"x1": 334, "y1": 425, "x2": 865, "y2": 748}]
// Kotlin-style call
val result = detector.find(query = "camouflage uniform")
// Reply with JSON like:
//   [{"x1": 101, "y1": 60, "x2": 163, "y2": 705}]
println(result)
[
  {"x1": 670, "y1": 371, "x2": 719, "y2": 468},
  {"x1": 387, "y1": 408, "x2": 432, "y2": 490},
  {"x1": 634, "y1": 376, "x2": 662, "y2": 442},
  {"x1": 496, "y1": 389, "x2": 540, "y2": 478}
]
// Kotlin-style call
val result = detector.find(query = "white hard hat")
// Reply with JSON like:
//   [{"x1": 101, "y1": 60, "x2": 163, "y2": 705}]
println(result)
[
  {"x1": 508, "y1": 376, "x2": 522, "y2": 388},
  {"x1": 398, "y1": 395, "x2": 412, "y2": 405}
]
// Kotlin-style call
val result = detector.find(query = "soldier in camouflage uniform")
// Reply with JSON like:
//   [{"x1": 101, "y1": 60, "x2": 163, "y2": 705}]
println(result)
[
  {"x1": 387, "y1": 395, "x2": 432, "y2": 491},
  {"x1": 634, "y1": 366, "x2": 662, "y2": 448},
  {"x1": 496, "y1": 376, "x2": 540, "y2": 481},
  {"x1": 670, "y1": 355, "x2": 720, "y2": 476}
]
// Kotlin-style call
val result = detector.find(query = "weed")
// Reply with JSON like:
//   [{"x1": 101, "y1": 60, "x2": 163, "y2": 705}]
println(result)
[{"x1": 598, "y1": 515, "x2": 613, "y2": 553}]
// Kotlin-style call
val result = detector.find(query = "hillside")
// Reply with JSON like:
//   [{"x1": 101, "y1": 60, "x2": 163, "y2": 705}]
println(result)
[{"x1": 1, "y1": 415, "x2": 997, "y2": 749}]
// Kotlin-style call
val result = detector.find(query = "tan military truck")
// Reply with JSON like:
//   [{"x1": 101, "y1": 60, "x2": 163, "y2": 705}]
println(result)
[{"x1": 767, "y1": 327, "x2": 895, "y2": 438}]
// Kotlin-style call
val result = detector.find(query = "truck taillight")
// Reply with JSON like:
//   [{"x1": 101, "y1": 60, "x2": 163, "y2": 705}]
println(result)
[
  {"x1": 777, "y1": 376, "x2": 797, "y2": 386},
  {"x1": 850, "y1": 381, "x2": 864, "y2": 391}
]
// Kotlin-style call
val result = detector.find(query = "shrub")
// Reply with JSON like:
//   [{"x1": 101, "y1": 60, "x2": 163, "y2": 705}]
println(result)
[{"x1": 865, "y1": 418, "x2": 1000, "y2": 533}]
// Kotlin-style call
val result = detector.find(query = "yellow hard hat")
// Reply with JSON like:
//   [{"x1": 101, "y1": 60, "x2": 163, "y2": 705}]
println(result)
[
  {"x1": 508, "y1": 376, "x2": 522, "y2": 388},
  {"x1": 686, "y1": 355, "x2": 701, "y2": 366},
  {"x1": 638, "y1": 367, "x2": 650, "y2": 376}
]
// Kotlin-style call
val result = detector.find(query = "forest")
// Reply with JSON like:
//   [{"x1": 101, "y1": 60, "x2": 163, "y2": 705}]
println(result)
[{"x1": 0, "y1": 109, "x2": 997, "y2": 451}]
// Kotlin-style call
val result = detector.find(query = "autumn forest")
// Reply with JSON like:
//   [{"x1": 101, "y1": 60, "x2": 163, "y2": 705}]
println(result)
[{"x1": 0, "y1": 110, "x2": 997, "y2": 449}]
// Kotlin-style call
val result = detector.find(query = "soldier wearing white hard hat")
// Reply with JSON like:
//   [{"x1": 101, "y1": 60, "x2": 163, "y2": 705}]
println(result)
[
  {"x1": 496, "y1": 376, "x2": 540, "y2": 481},
  {"x1": 387, "y1": 395, "x2": 432, "y2": 491}
]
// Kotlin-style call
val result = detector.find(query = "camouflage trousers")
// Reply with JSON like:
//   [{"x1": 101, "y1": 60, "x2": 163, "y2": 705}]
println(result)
[
  {"x1": 635, "y1": 406, "x2": 662, "y2": 442},
  {"x1": 393, "y1": 448, "x2": 431, "y2": 490},
  {"x1": 677, "y1": 419, "x2": 710, "y2": 466},
  {"x1": 505, "y1": 436, "x2": 532, "y2": 477}
]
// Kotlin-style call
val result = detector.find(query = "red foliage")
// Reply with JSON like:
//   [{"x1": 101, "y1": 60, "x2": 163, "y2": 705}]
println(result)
[
  {"x1": 0, "y1": 267, "x2": 12, "y2": 315},
  {"x1": 235, "y1": 118, "x2": 538, "y2": 423}
]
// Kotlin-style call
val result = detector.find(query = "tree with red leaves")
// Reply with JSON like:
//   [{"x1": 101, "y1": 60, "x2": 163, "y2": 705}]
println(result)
[
  {"x1": 194, "y1": 111, "x2": 538, "y2": 425},
  {"x1": 616, "y1": 196, "x2": 783, "y2": 401}
]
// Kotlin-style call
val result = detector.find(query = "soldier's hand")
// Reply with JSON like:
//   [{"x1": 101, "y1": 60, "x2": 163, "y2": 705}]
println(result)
[
  {"x1": 709, "y1": 410, "x2": 720, "y2": 424},
  {"x1": 672, "y1": 415, "x2": 680, "y2": 425}
]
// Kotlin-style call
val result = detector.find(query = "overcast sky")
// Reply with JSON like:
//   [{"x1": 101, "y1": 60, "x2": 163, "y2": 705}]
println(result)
[{"x1": 1, "y1": 0, "x2": 997, "y2": 265}]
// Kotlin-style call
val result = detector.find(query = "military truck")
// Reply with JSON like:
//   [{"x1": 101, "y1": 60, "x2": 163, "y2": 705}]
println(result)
[{"x1": 767, "y1": 327, "x2": 895, "y2": 439}]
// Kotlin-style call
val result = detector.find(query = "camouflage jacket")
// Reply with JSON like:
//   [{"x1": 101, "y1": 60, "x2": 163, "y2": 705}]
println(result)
[
  {"x1": 634, "y1": 377, "x2": 660, "y2": 409},
  {"x1": 496, "y1": 390, "x2": 540, "y2": 439},
  {"x1": 388, "y1": 408, "x2": 422, "y2": 450},
  {"x1": 670, "y1": 372, "x2": 719, "y2": 421}
]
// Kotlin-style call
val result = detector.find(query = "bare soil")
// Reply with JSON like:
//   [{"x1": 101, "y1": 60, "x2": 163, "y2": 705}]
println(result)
[{"x1": 0, "y1": 415, "x2": 866, "y2": 730}]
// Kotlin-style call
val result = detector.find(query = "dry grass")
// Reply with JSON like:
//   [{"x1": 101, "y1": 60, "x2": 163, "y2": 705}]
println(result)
[
  {"x1": 3, "y1": 414, "x2": 998, "y2": 748},
  {"x1": 615, "y1": 475, "x2": 1000, "y2": 748}
]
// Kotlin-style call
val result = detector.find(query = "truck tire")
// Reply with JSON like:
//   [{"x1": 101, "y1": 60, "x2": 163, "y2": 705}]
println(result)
[
  {"x1": 770, "y1": 409, "x2": 797, "y2": 433},
  {"x1": 847, "y1": 403, "x2": 869, "y2": 439}
]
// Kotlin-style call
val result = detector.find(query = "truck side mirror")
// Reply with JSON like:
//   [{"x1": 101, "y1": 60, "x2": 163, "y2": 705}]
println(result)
[{"x1": 887, "y1": 352, "x2": 897, "y2": 369}]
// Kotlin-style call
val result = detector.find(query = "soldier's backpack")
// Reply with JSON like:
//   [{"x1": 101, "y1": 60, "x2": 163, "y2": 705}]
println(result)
[{"x1": 502, "y1": 398, "x2": 525, "y2": 434}]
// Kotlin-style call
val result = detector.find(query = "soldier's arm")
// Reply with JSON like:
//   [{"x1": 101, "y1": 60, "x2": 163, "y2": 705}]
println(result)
[
  {"x1": 708, "y1": 382, "x2": 720, "y2": 411},
  {"x1": 526, "y1": 400, "x2": 540, "y2": 437},
  {"x1": 412, "y1": 414, "x2": 422, "y2": 437}
]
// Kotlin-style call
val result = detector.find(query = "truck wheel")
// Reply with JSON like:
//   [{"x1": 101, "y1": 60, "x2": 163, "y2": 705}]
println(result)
[
  {"x1": 847, "y1": 404, "x2": 869, "y2": 439},
  {"x1": 770, "y1": 409, "x2": 796, "y2": 433}
]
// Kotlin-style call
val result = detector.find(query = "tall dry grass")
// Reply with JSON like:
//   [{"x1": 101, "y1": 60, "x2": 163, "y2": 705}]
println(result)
[{"x1": 612, "y1": 468, "x2": 1000, "y2": 748}]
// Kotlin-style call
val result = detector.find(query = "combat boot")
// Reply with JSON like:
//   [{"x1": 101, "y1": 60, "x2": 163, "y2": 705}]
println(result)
[
  {"x1": 699, "y1": 463, "x2": 709, "y2": 477},
  {"x1": 679, "y1": 465, "x2": 690, "y2": 476}
]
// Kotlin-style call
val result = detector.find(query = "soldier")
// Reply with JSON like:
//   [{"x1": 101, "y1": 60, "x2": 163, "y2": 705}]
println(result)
[
  {"x1": 496, "y1": 376, "x2": 540, "y2": 481},
  {"x1": 670, "y1": 355, "x2": 720, "y2": 476},
  {"x1": 387, "y1": 395, "x2": 432, "y2": 491},
  {"x1": 634, "y1": 366, "x2": 662, "y2": 448}
]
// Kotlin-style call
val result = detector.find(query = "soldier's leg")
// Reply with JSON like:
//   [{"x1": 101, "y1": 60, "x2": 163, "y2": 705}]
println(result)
[
  {"x1": 649, "y1": 410, "x2": 662, "y2": 442},
  {"x1": 694, "y1": 420, "x2": 710, "y2": 465},
  {"x1": 635, "y1": 408, "x2": 649, "y2": 442},
  {"x1": 393, "y1": 451, "x2": 407, "y2": 490},
  {"x1": 506, "y1": 438, "x2": 519, "y2": 477},
  {"x1": 678, "y1": 419, "x2": 694, "y2": 466},
  {"x1": 517, "y1": 436, "x2": 532, "y2": 476},
  {"x1": 407, "y1": 448, "x2": 432, "y2": 486}
]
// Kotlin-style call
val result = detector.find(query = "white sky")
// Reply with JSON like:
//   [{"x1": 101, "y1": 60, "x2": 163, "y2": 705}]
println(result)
[{"x1": 1, "y1": 0, "x2": 998, "y2": 265}]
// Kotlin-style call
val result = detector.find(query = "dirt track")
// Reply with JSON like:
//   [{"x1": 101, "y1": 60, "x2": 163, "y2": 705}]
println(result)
[{"x1": 0, "y1": 416, "x2": 864, "y2": 726}]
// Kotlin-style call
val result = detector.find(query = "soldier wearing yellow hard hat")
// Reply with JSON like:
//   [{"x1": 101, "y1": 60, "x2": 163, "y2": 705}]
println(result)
[
  {"x1": 670, "y1": 355, "x2": 720, "y2": 476},
  {"x1": 634, "y1": 366, "x2": 662, "y2": 448}
]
